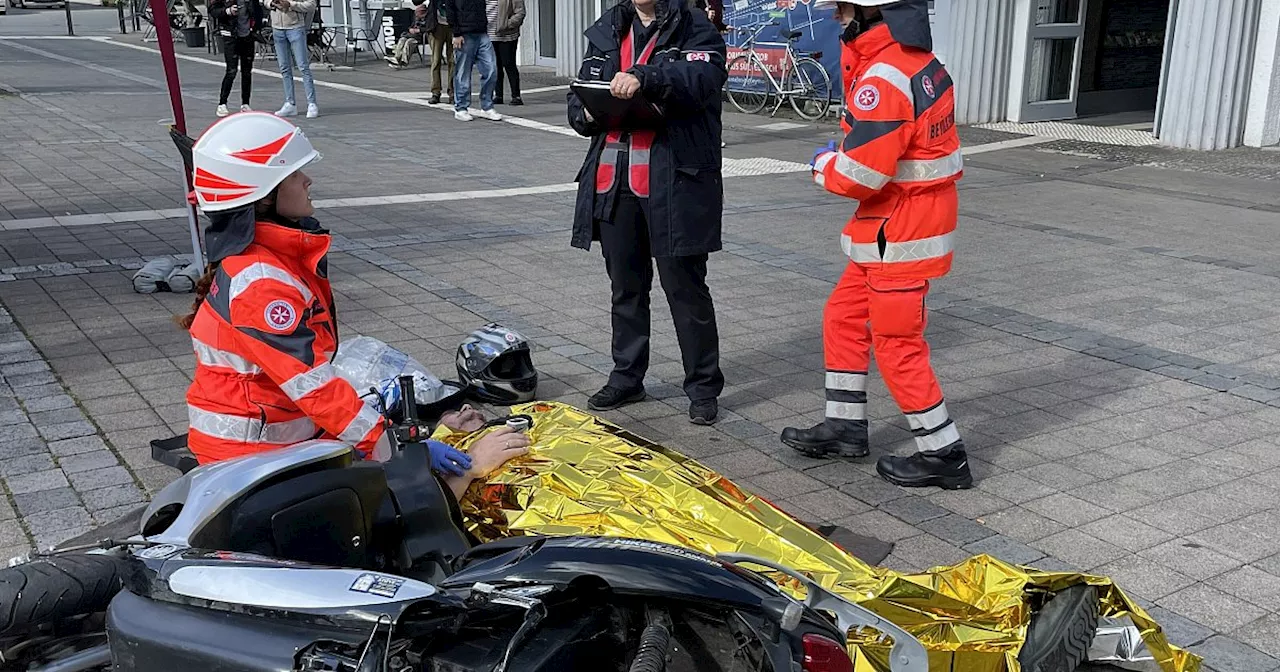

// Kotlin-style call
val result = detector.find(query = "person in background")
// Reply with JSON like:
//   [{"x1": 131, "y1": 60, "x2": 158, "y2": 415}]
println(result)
[
  {"x1": 444, "y1": 0, "x2": 502, "y2": 122},
  {"x1": 270, "y1": 0, "x2": 320, "y2": 119},
  {"x1": 210, "y1": 0, "x2": 264, "y2": 117},
  {"x1": 424, "y1": 0, "x2": 455, "y2": 104},
  {"x1": 567, "y1": 0, "x2": 728, "y2": 425},
  {"x1": 489, "y1": 0, "x2": 525, "y2": 105},
  {"x1": 387, "y1": 0, "x2": 431, "y2": 69},
  {"x1": 692, "y1": 0, "x2": 725, "y2": 31}
]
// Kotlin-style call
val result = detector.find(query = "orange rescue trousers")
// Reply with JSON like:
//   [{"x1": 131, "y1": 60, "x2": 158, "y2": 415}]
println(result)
[{"x1": 823, "y1": 262, "x2": 962, "y2": 455}]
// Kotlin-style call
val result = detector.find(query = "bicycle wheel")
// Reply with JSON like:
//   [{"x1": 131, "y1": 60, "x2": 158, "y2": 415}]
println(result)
[
  {"x1": 726, "y1": 55, "x2": 770, "y2": 115},
  {"x1": 788, "y1": 57, "x2": 833, "y2": 121}
]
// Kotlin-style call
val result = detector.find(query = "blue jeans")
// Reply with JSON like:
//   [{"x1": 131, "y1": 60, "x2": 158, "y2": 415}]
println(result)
[
  {"x1": 454, "y1": 33, "x2": 496, "y2": 112},
  {"x1": 274, "y1": 26, "x2": 317, "y2": 106}
]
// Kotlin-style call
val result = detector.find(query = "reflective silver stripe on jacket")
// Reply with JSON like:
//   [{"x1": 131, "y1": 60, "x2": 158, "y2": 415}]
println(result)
[
  {"x1": 826, "y1": 400, "x2": 867, "y2": 421},
  {"x1": 825, "y1": 371, "x2": 867, "y2": 392},
  {"x1": 192, "y1": 337, "x2": 261, "y2": 375},
  {"x1": 280, "y1": 363, "x2": 337, "y2": 402},
  {"x1": 906, "y1": 402, "x2": 950, "y2": 431},
  {"x1": 915, "y1": 423, "x2": 962, "y2": 454},
  {"x1": 229, "y1": 262, "x2": 314, "y2": 303},
  {"x1": 841, "y1": 232, "x2": 955, "y2": 264},
  {"x1": 861, "y1": 63, "x2": 914, "y2": 103},
  {"x1": 338, "y1": 404, "x2": 383, "y2": 444},
  {"x1": 188, "y1": 406, "x2": 317, "y2": 445},
  {"x1": 815, "y1": 151, "x2": 892, "y2": 192},
  {"x1": 894, "y1": 150, "x2": 964, "y2": 183}
]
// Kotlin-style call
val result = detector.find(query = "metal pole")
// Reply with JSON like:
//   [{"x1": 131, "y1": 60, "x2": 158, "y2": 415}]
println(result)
[
  {"x1": 134, "y1": 0, "x2": 142, "y2": 31},
  {"x1": 64, "y1": 1, "x2": 74, "y2": 36},
  {"x1": 179, "y1": 156, "x2": 206, "y2": 269},
  {"x1": 118, "y1": 0, "x2": 127, "y2": 33}
]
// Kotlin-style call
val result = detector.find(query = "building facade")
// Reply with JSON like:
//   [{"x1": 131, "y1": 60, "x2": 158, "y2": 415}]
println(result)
[{"x1": 520, "y1": 0, "x2": 1280, "y2": 151}]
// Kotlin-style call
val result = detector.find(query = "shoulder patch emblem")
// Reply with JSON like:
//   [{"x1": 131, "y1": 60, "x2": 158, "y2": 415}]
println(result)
[
  {"x1": 921, "y1": 74, "x2": 936, "y2": 98},
  {"x1": 685, "y1": 51, "x2": 710, "y2": 62},
  {"x1": 854, "y1": 84, "x2": 880, "y2": 112},
  {"x1": 264, "y1": 300, "x2": 298, "y2": 332}
]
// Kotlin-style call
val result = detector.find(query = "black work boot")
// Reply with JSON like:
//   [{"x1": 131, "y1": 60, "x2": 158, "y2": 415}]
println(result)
[
  {"x1": 780, "y1": 421, "x2": 869, "y2": 458},
  {"x1": 588, "y1": 384, "x2": 646, "y2": 411},
  {"x1": 876, "y1": 448, "x2": 973, "y2": 490}
]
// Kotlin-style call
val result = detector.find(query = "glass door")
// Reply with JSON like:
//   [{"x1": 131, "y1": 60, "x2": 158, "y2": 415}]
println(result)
[
  {"x1": 1009, "y1": 0, "x2": 1089, "y2": 122},
  {"x1": 536, "y1": 0, "x2": 557, "y2": 65}
]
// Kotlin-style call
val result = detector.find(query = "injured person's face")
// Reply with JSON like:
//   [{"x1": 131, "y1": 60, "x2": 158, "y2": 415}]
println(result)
[{"x1": 439, "y1": 404, "x2": 486, "y2": 433}]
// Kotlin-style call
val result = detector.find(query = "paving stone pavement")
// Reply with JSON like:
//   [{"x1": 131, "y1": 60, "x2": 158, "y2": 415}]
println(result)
[{"x1": 4, "y1": 30, "x2": 1280, "y2": 671}]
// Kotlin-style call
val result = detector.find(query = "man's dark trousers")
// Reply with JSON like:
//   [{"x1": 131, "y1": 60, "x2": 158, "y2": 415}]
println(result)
[{"x1": 597, "y1": 191, "x2": 724, "y2": 402}]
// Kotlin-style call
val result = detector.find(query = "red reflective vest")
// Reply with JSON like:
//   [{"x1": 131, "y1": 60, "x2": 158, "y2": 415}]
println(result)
[
  {"x1": 595, "y1": 24, "x2": 661, "y2": 198},
  {"x1": 813, "y1": 24, "x2": 962, "y2": 280},
  {"x1": 186, "y1": 221, "x2": 386, "y2": 464}
]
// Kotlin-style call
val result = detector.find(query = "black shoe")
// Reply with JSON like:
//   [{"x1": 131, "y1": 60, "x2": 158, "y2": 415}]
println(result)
[
  {"x1": 493, "y1": 97, "x2": 504, "y2": 105},
  {"x1": 510, "y1": 96, "x2": 524, "y2": 106},
  {"x1": 876, "y1": 450, "x2": 973, "y2": 490},
  {"x1": 780, "y1": 421, "x2": 869, "y2": 458},
  {"x1": 429, "y1": 93, "x2": 441, "y2": 104},
  {"x1": 588, "y1": 385, "x2": 646, "y2": 411},
  {"x1": 689, "y1": 398, "x2": 718, "y2": 425}
]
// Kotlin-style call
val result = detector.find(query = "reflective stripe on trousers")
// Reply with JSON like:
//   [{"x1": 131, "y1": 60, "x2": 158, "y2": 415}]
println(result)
[
  {"x1": 188, "y1": 405, "x2": 318, "y2": 445},
  {"x1": 905, "y1": 401, "x2": 962, "y2": 454},
  {"x1": 841, "y1": 231, "x2": 955, "y2": 264},
  {"x1": 825, "y1": 370, "x2": 867, "y2": 421}
]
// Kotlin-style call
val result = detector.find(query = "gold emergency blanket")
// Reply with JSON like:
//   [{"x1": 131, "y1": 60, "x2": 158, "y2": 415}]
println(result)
[{"x1": 434, "y1": 402, "x2": 1200, "y2": 672}]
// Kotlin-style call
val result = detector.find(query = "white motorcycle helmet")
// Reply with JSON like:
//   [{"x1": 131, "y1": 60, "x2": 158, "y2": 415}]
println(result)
[{"x1": 191, "y1": 112, "x2": 320, "y2": 213}]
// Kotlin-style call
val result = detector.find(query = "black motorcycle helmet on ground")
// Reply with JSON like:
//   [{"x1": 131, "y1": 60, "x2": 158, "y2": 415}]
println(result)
[{"x1": 456, "y1": 324, "x2": 538, "y2": 405}]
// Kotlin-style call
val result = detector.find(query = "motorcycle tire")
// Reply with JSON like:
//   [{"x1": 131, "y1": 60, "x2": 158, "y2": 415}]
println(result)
[
  {"x1": 1017, "y1": 584, "x2": 1099, "y2": 672},
  {"x1": 0, "y1": 554, "x2": 132, "y2": 637}
]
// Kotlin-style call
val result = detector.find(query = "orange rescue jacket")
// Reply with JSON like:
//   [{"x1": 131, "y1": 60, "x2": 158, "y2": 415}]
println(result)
[
  {"x1": 814, "y1": 23, "x2": 961, "y2": 280},
  {"x1": 186, "y1": 221, "x2": 385, "y2": 464}
]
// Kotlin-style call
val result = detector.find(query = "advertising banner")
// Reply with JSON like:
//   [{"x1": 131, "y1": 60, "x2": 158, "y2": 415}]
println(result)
[{"x1": 723, "y1": 0, "x2": 842, "y2": 100}]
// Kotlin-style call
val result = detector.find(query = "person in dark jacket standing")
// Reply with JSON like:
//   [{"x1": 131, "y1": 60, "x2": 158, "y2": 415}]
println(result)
[
  {"x1": 567, "y1": 0, "x2": 727, "y2": 425},
  {"x1": 209, "y1": 0, "x2": 264, "y2": 117},
  {"x1": 444, "y1": 0, "x2": 501, "y2": 121}
]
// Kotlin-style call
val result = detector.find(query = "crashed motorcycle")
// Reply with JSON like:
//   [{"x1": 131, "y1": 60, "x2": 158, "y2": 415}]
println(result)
[{"x1": 0, "y1": 376, "x2": 931, "y2": 672}]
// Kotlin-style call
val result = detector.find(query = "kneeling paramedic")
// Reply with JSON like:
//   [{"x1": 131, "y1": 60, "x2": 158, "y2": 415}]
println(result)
[
  {"x1": 180, "y1": 112, "x2": 530, "y2": 478},
  {"x1": 780, "y1": 0, "x2": 971, "y2": 489}
]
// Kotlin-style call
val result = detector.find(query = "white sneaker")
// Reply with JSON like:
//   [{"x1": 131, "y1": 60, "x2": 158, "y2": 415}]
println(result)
[
  {"x1": 454, "y1": 109, "x2": 473, "y2": 122},
  {"x1": 240, "y1": 104, "x2": 253, "y2": 113},
  {"x1": 275, "y1": 102, "x2": 297, "y2": 117},
  {"x1": 306, "y1": 104, "x2": 320, "y2": 119},
  {"x1": 476, "y1": 108, "x2": 503, "y2": 121},
  {"x1": 216, "y1": 104, "x2": 230, "y2": 117}
]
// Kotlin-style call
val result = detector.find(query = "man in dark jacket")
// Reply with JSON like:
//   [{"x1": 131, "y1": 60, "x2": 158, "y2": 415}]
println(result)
[
  {"x1": 443, "y1": 0, "x2": 500, "y2": 121},
  {"x1": 423, "y1": 0, "x2": 455, "y2": 104},
  {"x1": 567, "y1": 0, "x2": 727, "y2": 425},
  {"x1": 209, "y1": 0, "x2": 264, "y2": 117}
]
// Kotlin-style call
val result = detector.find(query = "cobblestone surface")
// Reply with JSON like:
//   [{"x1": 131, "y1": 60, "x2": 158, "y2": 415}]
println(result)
[{"x1": 0, "y1": 27, "x2": 1278, "y2": 668}]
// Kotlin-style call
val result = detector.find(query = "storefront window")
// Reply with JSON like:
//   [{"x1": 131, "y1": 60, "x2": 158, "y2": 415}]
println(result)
[{"x1": 1035, "y1": 0, "x2": 1082, "y2": 25}]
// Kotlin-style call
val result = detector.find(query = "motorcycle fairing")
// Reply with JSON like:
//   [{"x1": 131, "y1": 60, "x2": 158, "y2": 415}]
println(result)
[{"x1": 143, "y1": 440, "x2": 354, "y2": 546}]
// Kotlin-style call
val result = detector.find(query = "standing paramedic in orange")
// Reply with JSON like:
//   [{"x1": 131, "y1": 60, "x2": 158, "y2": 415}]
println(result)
[
  {"x1": 780, "y1": 0, "x2": 971, "y2": 490},
  {"x1": 179, "y1": 112, "x2": 528, "y2": 472}
]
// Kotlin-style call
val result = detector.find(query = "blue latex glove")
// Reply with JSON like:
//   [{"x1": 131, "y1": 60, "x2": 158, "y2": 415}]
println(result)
[
  {"x1": 812, "y1": 140, "x2": 838, "y2": 167},
  {"x1": 426, "y1": 439, "x2": 472, "y2": 477}
]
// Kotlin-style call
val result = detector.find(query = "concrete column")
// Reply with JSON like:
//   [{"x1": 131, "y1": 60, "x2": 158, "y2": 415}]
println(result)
[
  {"x1": 1244, "y1": 0, "x2": 1280, "y2": 146},
  {"x1": 1156, "y1": 0, "x2": 1262, "y2": 150},
  {"x1": 555, "y1": 0, "x2": 595, "y2": 77},
  {"x1": 944, "y1": 0, "x2": 1016, "y2": 125}
]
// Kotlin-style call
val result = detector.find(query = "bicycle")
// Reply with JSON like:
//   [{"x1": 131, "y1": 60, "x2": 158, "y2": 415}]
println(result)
[{"x1": 725, "y1": 20, "x2": 833, "y2": 121}]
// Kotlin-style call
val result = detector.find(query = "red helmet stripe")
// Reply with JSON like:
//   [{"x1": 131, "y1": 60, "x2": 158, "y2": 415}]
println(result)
[
  {"x1": 193, "y1": 167, "x2": 255, "y2": 190},
  {"x1": 200, "y1": 189, "x2": 256, "y2": 202},
  {"x1": 229, "y1": 132, "x2": 293, "y2": 165}
]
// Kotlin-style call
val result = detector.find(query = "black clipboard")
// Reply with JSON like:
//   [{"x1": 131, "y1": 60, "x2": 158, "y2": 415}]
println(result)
[{"x1": 571, "y1": 79, "x2": 664, "y2": 131}]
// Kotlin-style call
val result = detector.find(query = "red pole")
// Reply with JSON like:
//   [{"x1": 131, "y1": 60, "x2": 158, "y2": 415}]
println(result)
[
  {"x1": 148, "y1": 0, "x2": 188, "y2": 134},
  {"x1": 146, "y1": 0, "x2": 206, "y2": 266}
]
